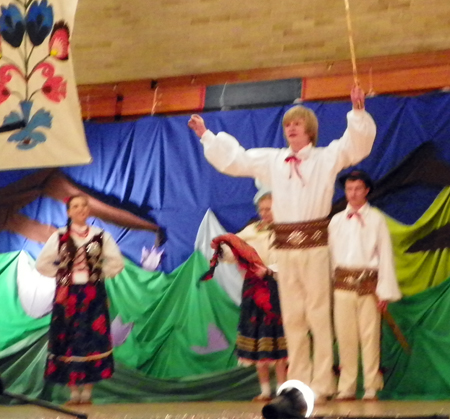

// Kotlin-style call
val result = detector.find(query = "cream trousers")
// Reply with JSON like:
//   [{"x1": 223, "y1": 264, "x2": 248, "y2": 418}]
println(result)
[
  {"x1": 334, "y1": 289, "x2": 383, "y2": 396},
  {"x1": 276, "y1": 246, "x2": 335, "y2": 397}
]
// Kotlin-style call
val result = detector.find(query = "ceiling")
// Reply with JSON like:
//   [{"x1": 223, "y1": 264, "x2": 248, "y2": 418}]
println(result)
[{"x1": 72, "y1": 0, "x2": 450, "y2": 85}]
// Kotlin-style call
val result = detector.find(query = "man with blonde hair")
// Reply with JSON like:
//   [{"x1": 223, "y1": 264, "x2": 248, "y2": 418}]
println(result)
[
  {"x1": 282, "y1": 106, "x2": 319, "y2": 146},
  {"x1": 188, "y1": 86, "x2": 376, "y2": 403}
]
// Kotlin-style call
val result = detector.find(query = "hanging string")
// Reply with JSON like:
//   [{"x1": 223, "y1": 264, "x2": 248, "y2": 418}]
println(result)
[
  {"x1": 86, "y1": 94, "x2": 91, "y2": 121},
  {"x1": 367, "y1": 67, "x2": 375, "y2": 97},
  {"x1": 151, "y1": 85, "x2": 159, "y2": 116},
  {"x1": 219, "y1": 82, "x2": 229, "y2": 111},
  {"x1": 344, "y1": 0, "x2": 359, "y2": 85}
]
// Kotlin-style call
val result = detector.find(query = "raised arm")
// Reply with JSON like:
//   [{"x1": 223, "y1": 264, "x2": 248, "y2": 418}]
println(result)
[
  {"x1": 327, "y1": 85, "x2": 377, "y2": 170},
  {"x1": 188, "y1": 114, "x2": 274, "y2": 183},
  {"x1": 188, "y1": 114, "x2": 207, "y2": 138},
  {"x1": 351, "y1": 84, "x2": 366, "y2": 111}
]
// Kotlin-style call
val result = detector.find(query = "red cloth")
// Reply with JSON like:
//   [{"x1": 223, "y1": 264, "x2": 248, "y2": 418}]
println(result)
[
  {"x1": 201, "y1": 233, "x2": 278, "y2": 323},
  {"x1": 347, "y1": 211, "x2": 365, "y2": 226},
  {"x1": 201, "y1": 233, "x2": 266, "y2": 280}
]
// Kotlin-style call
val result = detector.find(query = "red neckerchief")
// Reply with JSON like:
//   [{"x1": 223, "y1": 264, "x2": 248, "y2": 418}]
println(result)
[
  {"x1": 285, "y1": 155, "x2": 305, "y2": 185},
  {"x1": 347, "y1": 210, "x2": 365, "y2": 226}
]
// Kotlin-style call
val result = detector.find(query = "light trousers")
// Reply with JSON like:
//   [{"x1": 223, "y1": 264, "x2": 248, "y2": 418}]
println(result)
[
  {"x1": 276, "y1": 246, "x2": 335, "y2": 397},
  {"x1": 334, "y1": 289, "x2": 383, "y2": 396}
]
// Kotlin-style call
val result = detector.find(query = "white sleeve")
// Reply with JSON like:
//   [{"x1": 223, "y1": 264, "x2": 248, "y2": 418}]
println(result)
[
  {"x1": 200, "y1": 130, "x2": 274, "y2": 186},
  {"x1": 35, "y1": 231, "x2": 61, "y2": 278},
  {"x1": 326, "y1": 109, "x2": 377, "y2": 171},
  {"x1": 102, "y1": 232, "x2": 125, "y2": 278},
  {"x1": 375, "y1": 214, "x2": 402, "y2": 302}
]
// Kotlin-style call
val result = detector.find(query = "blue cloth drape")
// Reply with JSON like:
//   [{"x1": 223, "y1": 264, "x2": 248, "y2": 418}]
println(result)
[{"x1": 1, "y1": 91, "x2": 450, "y2": 272}]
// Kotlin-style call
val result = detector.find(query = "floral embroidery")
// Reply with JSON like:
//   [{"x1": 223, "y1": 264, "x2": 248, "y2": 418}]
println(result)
[
  {"x1": 82, "y1": 285, "x2": 97, "y2": 312},
  {"x1": 65, "y1": 294, "x2": 77, "y2": 318},
  {"x1": 92, "y1": 314, "x2": 107, "y2": 335},
  {"x1": 68, "y1": 371, "x2": 86, "y2": 385},
  {"x1": 0, "y1": 1, "x2": 71, "y2": 149},
  {"x1": 101, "y1": 367, "x2": 112, "y2": 379},
  {"x1": 68, "y1": 372, "x2": 77, "y2": 385},
  {"x1": 253, "y1": 287, "x2": 272, "y2": 312},
  {"x1": 49, "y1": 21, "x2": 69, "y2": 60},
  {"x1": 0, "y1": 5, "x2": 25, "y2": 47},
  {"x1": 46, "y1": 359, "x2": 56, "y2": 375}
]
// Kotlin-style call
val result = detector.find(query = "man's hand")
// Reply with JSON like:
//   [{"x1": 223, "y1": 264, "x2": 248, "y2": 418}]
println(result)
[
  {"x1": 377, "y1": 300, "x2": 389, "y2": 313},
  {"x1": 351, "y1": 84, "x2": 365, "y2": 110},
  {"x1": 188, "y1": 114, "x2": 207, "y2": 138}
]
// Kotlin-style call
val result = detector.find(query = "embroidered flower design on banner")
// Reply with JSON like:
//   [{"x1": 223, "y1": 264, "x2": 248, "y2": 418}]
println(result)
[
  {"x1": 26, "y1": 0, "x2": 53, "y2": 46},
  {"x1": 6, "y1": 100, "x2": 51, "y2": 149},
  {"x1": 49, "y1": 21, "x2": 69, "y2": 60},
  {"x1": 0, "y1": 4, "x2": 25, "y2": 47},
  {"x1": 0, "y1": 1, "x2": 71, "y2": 149}
]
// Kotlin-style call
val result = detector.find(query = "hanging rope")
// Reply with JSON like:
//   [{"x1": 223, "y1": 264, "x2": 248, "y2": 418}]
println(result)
[
  {"x1": 367, "y1": 67, "x2": 375, "y2": 96},
  {"x1": 151, "y1": 85, "x2": 159, "y2": 116},
  {"x1": 86, "y1": 95, "x2": 91, "y2": 121},
  {"x1": 344, "y1": 0, "x2": 359, "y2": 85}
]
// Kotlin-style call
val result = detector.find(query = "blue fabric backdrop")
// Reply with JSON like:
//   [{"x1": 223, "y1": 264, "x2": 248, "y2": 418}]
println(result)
[{"x1": 1, "y1": 91, "x2": 450, "y2": 272}]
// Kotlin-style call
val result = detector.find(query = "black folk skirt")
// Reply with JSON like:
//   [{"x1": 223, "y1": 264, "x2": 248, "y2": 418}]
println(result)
[
  {"x1": 236, "y1": 275, "x2": 287, "y2": 365},
  {"x1": 45, "y1": 282, "x2": 114, "y2": 385}
]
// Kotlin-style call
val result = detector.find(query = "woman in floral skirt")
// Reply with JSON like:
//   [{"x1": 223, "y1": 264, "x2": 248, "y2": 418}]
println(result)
[
  {"x1": 36, "y1": 195, "x2": 124, "y2": 405},
  {"x1": 220, "y1": 191, "x2": 288, "y2": 401}
]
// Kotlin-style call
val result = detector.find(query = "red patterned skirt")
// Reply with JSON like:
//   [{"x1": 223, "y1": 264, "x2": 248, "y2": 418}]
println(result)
[
  {"x1": 45, "y1": 282, "x2": 114, "y2": 385},
  {"x1": 236, "y1": 275, "x2": 287, "y2": 364}
]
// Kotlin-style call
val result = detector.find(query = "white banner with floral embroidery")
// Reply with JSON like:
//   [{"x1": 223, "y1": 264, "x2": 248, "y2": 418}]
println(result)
[{"x1": 0, "y1": 0, "x2": 91, "y2": 170}]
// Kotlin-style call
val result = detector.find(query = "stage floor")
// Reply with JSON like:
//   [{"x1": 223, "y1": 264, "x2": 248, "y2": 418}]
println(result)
[{"x1": 1, "y1": 400, "x2": 450, "y2": 419}]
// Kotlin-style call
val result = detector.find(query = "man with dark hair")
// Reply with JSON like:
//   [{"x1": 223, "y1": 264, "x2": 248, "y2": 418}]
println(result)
[{"x1": 329, "y1": 170, "x2": 402, "y2": 401}]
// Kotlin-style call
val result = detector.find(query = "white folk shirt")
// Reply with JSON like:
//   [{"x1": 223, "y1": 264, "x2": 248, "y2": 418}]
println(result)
[
  {"x1": 36, "y1": 225, "x2": 124, "y2": 282},
  {"x1": 201, "y1": 110, "x2": 376, "y2": 223},
  {"x1": 328, "y1": 203, "x2": 402, "y2": 302}
]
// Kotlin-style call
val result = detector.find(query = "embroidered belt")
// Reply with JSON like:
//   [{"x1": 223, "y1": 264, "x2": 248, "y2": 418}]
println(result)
[
  {"x1": 272, "y1": 218, "x2": 330, "y2": 249},
  {"x1": 334, "y1": 267, "x2": 378, "y2": 296}
]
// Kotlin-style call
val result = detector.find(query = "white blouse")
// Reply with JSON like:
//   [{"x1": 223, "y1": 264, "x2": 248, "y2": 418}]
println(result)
[{"x1": 35, "y1": 225, "x2": 124, "y2": 281}]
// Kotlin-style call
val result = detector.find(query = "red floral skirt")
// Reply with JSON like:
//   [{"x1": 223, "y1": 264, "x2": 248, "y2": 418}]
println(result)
[
  {"x1": 236, "y1": 275, "x2": 287, "y2": 364},
  {"x1": 45, "y1": 282, "x2": 114, "y2": 385}
]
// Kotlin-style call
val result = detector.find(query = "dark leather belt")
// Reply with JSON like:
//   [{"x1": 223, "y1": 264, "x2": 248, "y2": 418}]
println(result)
[
  {"x1": 334, "y1": 267, "x2": 378, "y2": 296},
  {"x1": 272, "y1": 218, "x2": 329, "y2": 249}
]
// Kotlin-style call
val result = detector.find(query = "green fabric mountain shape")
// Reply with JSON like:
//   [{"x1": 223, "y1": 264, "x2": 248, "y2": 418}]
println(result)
[
  {"x1": 1, "y1": 250, "x2": 262, "y2": 404},
  {"x1": 386, "y1": 187, "x2": 450, "y2": 296}
]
